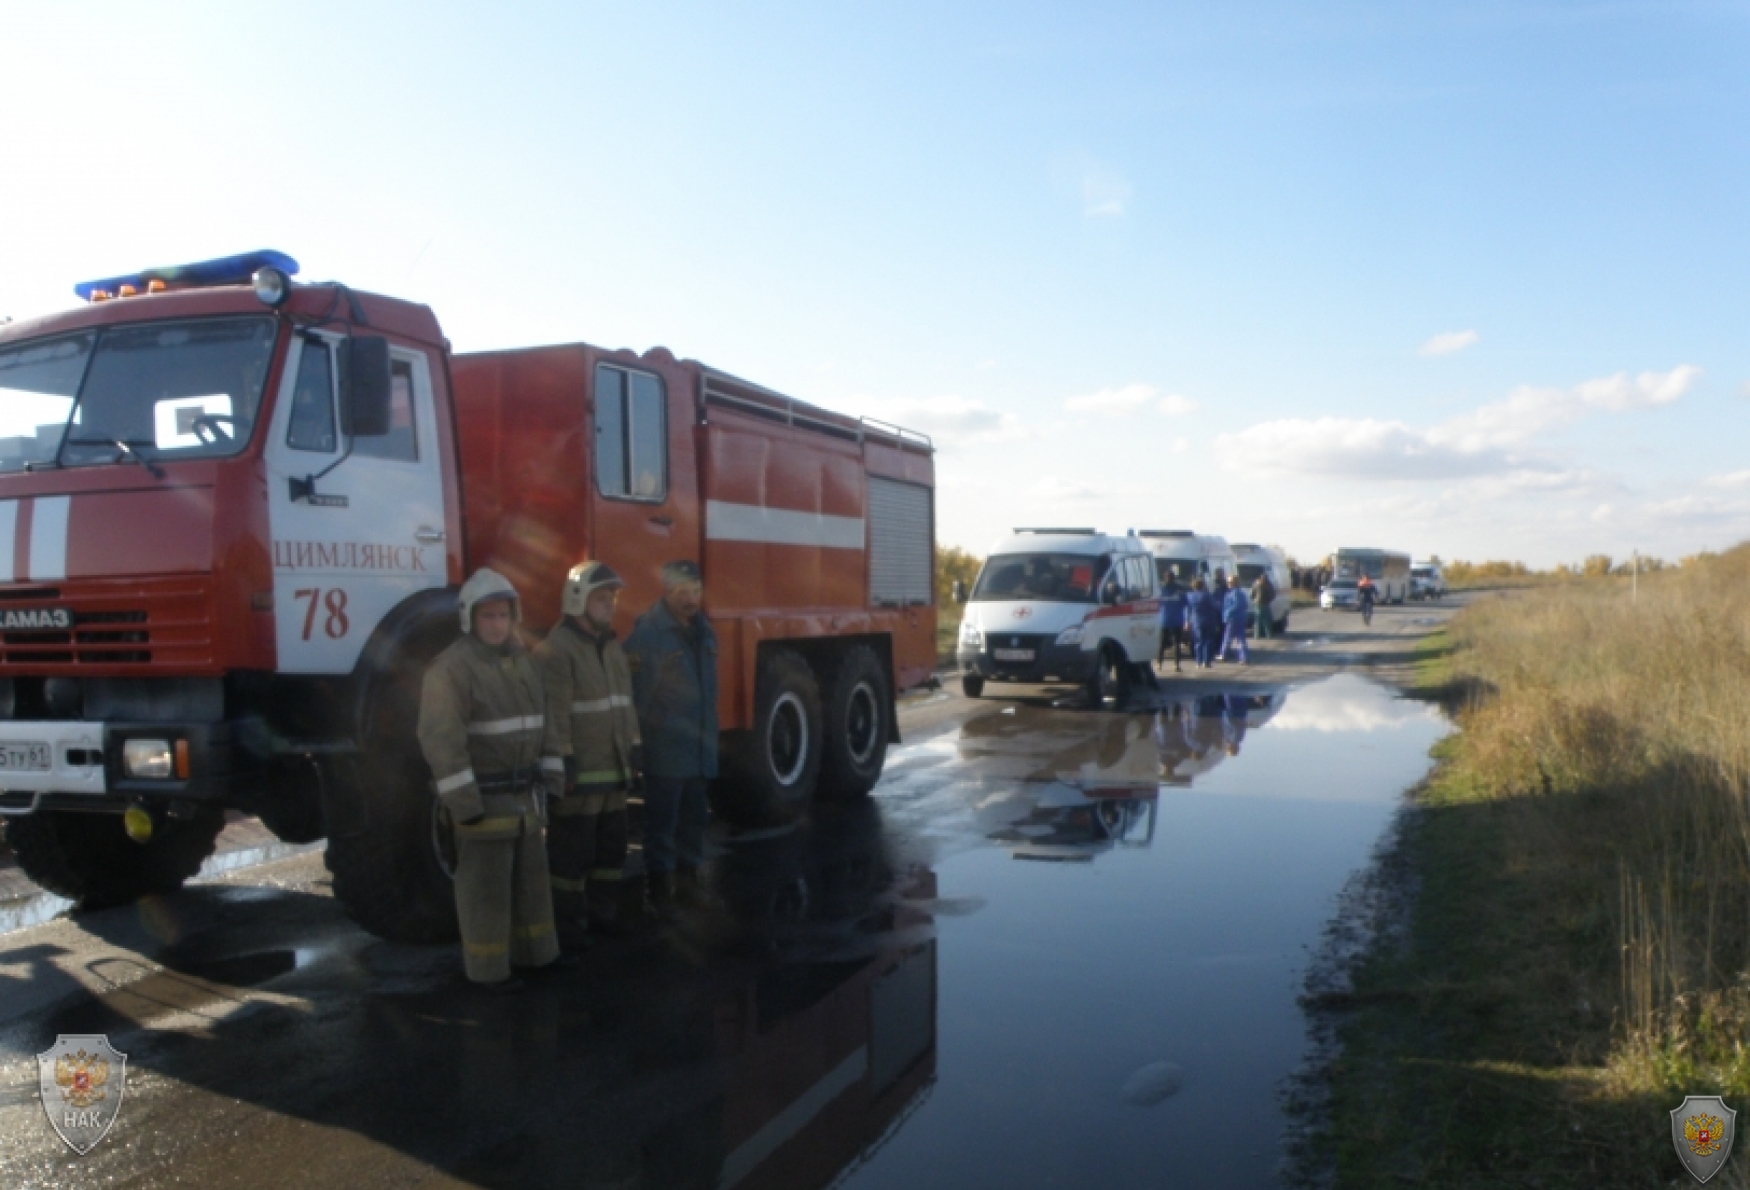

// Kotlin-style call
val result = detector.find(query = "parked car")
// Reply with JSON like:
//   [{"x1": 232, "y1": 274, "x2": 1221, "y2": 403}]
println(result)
[{"x1": 1320, "y1": 578, "x2": 1360, "y2": 610}]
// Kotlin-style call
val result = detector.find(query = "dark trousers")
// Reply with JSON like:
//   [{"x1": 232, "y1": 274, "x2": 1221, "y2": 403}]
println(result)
[
  {"x1": 642, "y1": 776, "x2": 709, "y2": 875},
  {"x1": 547, "y1": 788, "x2": 629, "y2": 923},
  {"x1": 1157, "y1": 626, "x2": 1184, "y2": 668}
]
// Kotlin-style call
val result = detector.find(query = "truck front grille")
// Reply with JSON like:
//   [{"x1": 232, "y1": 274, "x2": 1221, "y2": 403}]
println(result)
[{"x1": 0, "y1": 580, "x2": 212, "y2": 670}]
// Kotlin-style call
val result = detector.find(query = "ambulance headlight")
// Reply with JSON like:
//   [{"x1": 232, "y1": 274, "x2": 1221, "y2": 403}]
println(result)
[
  {"x1": 1055, "y1": 626, "x2": 1084, "y2": 646},
  {"x1": 123, "y1": 739, "x2": 174, "y2": 779},
  {"x1": 252, "y1": 266, "x2": 291, "y2": 308},
  {"x1": 958, "y1": 621, "x2": 983, "y2": 649}
]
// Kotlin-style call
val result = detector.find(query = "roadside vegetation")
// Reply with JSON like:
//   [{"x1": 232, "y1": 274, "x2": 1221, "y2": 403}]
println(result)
[
  {"x1": 1319, "y1": 544, "x2": 1750, "y2": 1186},
  {"x1": 936, "y1": 546, "x2": 981, "y2": 667}
]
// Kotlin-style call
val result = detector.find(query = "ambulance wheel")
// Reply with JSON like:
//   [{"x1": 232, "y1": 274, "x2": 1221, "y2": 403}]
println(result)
[
  {"x1": 324, "y1": 686, "x2": 460, "y2": 944},
  {"x1": 719, "y1": 649, "x2": 823, "y2": 825},
  {"x1": 818, "y1": 646, "x2": 889, "y2": 800},
  {"x1": 1087, "y1": 645, "x2": 1131, "y2": 711},
  {"x1": 962, "y1": 674, "x2": 985, "y2": 699},
  {"x1": 6, "y1": 805, "x2": 224, "y2": 910}
]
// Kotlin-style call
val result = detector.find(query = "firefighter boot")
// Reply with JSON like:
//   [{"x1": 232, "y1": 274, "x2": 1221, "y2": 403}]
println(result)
[
  {"x1": 588, "y1": 879, "x2": 633, "y2": 937},
  {"x1": 646, "y1": 872, "x2": 676, "y2": 918},
  {"x1": 673, "y1": 867, "x2": 722, "y2": 912}
]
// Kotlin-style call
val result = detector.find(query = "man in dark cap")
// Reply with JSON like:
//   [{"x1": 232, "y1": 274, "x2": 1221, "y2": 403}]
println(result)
[{"x1": 624, "y1": 560, "x2": 719, "y2": 913}]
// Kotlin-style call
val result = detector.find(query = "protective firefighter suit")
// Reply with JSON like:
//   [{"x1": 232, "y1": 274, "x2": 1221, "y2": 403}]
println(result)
[
  {"x1": 537, "y1": 561, "x2": 642, "y2": 933},
  {"x1": 418, "y1": 568, "x2": 560, "y2": 984}
]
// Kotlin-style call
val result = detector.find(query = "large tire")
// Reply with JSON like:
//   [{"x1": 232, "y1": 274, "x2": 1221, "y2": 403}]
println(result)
[
  {"x1": 323, "y1": 684, "x2": 459, "y2": 944},
  {"x1": 1086, "y1": 644, "x2": 1131, "y2": 712},
  {"x1": 962, "y1": 674, "x2": 985, "y2": 699},
  {"x1": 717, "y1": 649, "x2": 823, "y2": 826},
  {"x1": 818, "y1": 646, "x2": 890, "y2": 800},
  {"x1": 7, "y1": 805, "x2": 225, "y2": 909}
]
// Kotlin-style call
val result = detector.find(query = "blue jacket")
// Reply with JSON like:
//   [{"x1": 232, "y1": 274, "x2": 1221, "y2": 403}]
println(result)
[
  {"x1": 1157, "y1": 582, "x2": 1187, "y2": 628},
  {"x1": 624, "y1": 600, "x2": 720, "y2": 779},
  {"x1": 1184, "y1": 589, "x2": 1221, "y2": 635},
  {"x1": 1222, "y1": 588, "x2": 1250, "y2": 626}
]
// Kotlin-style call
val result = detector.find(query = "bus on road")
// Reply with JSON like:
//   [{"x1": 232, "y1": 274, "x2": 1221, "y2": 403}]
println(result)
[{"x1": 1332, "y1": 548, "x2": 1412, "y2": 604}]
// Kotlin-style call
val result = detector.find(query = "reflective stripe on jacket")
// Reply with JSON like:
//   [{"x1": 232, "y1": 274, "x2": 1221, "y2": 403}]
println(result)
[
  {"x1": 537, "y1": 620, "x2": 641, "y2": 794},
  {"x1": 418, "y1": 634, "x2": 547, "y2": 821},
  {"x1": 624, "y1": 601, "x2": 719, "y2": 780}
]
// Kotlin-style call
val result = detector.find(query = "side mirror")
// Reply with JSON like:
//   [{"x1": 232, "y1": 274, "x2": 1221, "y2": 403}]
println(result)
[
  {"x1": 952, "y1": 580, "x2": 967, "y2": 604},
  {"x1": 340, "y1": 335, "x2": 392, "y2": 437}
]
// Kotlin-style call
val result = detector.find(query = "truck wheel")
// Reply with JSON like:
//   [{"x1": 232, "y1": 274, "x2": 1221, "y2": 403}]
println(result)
[
  {"x1": 962, "y1": 674, "x2": 985, "y2": 699},
  {"x1": 6, "y1": 806, "x2": 225, "y2": 910},
  {"x1": 1086, "y1": 645, "x2": 1130, "y2": 712},
  {"x1": 818, "y1": 646, "x2": 889, "y2": 800},
  {"x1": 717, "y1": 649, "x2": 823, "y2": 825},
  {"x1": 324, "y1": 687, "x2": 460, "y2": 944}
]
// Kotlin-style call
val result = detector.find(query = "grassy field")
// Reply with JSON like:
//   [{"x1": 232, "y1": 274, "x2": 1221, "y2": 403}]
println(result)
[{"x1": 1318, "y1": 547, "x2": 1750, "y2": 1187}]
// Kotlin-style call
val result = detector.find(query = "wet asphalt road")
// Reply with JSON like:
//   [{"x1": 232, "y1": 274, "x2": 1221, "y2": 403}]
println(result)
[{"x1": 0, "y1": 598, "x2": 1463, "y2": 1189}]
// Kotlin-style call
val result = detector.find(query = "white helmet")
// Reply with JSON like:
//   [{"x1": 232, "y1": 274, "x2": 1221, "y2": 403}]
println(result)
[
  {"x1": 561, "y1": 560, "x2": 625, "y2": 618},
  {"x1": 458, "y1": 567, "x2": 521, "y2": 634}
]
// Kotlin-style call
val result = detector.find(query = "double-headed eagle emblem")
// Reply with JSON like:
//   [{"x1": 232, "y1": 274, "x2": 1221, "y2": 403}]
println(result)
[
  {"x1": 54, "y1": 1048, "x2": 110, "y2": 1110},
  {"x1": 1684, "y1": 1112, "x2": 1726, "y2": 1157}
]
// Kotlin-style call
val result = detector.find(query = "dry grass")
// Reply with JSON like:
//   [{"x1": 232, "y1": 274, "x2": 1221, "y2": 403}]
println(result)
[
  {"x1": 1316, "y1": 545, "x2": 1750, "y2": 1186},
  {"x1": 1445, "y1": 545, "x2": 1750, "y2": 1092}
]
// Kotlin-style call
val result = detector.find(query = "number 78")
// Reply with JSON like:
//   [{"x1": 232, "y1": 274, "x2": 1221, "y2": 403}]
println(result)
[{"x1": 292, "y1": 588, "x2": 351, "y2": 640}]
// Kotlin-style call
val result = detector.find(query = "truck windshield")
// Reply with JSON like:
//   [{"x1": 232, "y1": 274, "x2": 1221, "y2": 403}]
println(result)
[
  {"x1": 0, "y1": 317, "x2": 277, "y2": 473},
  {"x1": 972, "y1": 553, "x2": 1105, "y2": 602}
]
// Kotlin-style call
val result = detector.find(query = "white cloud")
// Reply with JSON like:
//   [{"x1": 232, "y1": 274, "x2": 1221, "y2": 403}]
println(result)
[
  {"x1": 1066, "y1": 383, "x2": 1157, "y2": 415},
  {"x1": 1032, "y1": 475, "x2": 1099, "y2": 501},
  {"x1": 1704, "y1": 469, "x2": 1750, "y2": 489},
  {"x1": 1215, "y1": 417, "x2": 1518, "y2": 480},
  {"x1": 1218, "y1": 365, "x2": 1701, "y2": 481},
  {"x1": 1171, "y1": 437, "x2": 1190, "y2": 454},
  {"x1": 847, "y1": 394, "x2": 1027, "y2": 447},
  {"x1": 1065, "y1": 384, "x2": 1201, "y2": 418},
  {"x1": 1082, "y1": 167, "x2": 1132, "y2": 218},
  {"x1": 1432, "y1": 365, "x2": 1700, "y2": 453},
  {"x1": 1419, "y1": 329, "x2": 1480, "y2": 357},
  {"x1": 1591, "y1": 504, "x2": 1613, "y2": 523}
]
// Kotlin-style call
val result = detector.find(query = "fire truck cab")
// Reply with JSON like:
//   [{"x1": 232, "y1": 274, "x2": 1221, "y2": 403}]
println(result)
[{"x1": 0, "y1": 251, "x2": 936, "y2": 940}]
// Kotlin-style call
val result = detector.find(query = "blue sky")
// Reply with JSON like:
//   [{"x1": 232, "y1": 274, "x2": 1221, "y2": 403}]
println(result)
[{"x1": 2, "y1": 1, "x2": 1745, "y2": 567}]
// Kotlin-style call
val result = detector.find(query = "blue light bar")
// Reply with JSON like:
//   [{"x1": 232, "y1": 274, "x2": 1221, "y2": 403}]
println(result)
[{"x1": 74, "y1": 249, "x2": 300, "y2": 300}]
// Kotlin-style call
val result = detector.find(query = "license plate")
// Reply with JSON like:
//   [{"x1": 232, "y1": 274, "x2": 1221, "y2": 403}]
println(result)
[
  {"x1": 993, "y1": 648, "x2": 1035, "y2": 661},
  {"x1": 0, "y1": 742, "x2": 50, "y2": 771}
]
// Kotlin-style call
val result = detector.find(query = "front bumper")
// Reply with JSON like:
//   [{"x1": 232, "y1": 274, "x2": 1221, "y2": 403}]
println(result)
[
  {"x1": 958, "y1": 642, "x2": 1096, "y2": 683},
  {"x1": 0, "y1": 719, "x2": 246, "y2": 813}
]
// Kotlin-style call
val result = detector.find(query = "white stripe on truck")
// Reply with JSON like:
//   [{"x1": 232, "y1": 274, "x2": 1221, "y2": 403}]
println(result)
[
  {"x1": 29, "y1": 495, "x2": 69, "y2": 581},
  {"x1": 705, "y1": 500, "x2": 864, "y2": 549}
]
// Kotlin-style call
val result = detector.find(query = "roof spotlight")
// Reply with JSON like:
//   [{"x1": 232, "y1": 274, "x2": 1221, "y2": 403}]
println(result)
[{"x1": 252, "y1": 266, "x2": 291, "y2": 308}]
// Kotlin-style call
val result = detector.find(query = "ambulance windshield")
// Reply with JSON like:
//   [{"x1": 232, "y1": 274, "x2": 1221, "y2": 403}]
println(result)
[
  {"x1": 0, "y1": 316, "x2": 277, "y2": 472},
  {"x1": 971, "y1": 552, "x2": 1105, "y2": 603}
]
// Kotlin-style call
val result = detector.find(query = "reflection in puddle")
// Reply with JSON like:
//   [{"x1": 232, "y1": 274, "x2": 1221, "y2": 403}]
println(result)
[{"x1": 853, "y1": 674, "x2": 1448, "y2": 1189}]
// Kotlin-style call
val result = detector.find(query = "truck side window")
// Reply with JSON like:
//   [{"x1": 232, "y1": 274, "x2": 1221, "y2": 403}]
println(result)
[
  {"x1": 286, "y1": 337, "x2": 337, "y2": 453},
  {"x1": 353, "y1": 361, "x2": 419, "y2": 461},
  {"x1": 594, "y1": 363, "x2": 667, "y2": 501}
]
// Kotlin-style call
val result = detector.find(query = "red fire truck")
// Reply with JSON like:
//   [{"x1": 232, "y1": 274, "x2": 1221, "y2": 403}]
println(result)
[{"x1": 0, "y1": 251, "x2": 937, "y2": 941}]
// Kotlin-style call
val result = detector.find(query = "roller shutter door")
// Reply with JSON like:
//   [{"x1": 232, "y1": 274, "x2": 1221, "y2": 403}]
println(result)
[{"x1": 868, "y1": 478, "x2": 932, "y2": 607}]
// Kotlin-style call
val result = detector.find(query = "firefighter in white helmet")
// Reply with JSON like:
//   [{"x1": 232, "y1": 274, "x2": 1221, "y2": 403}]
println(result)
[
  {"x1": 418, "y1": 568, "x2": 571, "y2": 990},
  {"x1": 536, "y1": 560, "x2": 642, "y2": 940}
]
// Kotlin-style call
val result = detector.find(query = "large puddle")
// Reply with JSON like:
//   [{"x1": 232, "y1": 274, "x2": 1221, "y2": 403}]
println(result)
[
  {"x1": 853, "y1": 673, "x2": 1449, "y2": 1189},
  {"x1": 0, "y1": 674, "x2": 1446, "y2": 1189}
]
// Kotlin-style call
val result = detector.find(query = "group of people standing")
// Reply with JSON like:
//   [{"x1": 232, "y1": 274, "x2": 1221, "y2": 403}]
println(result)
[
  {"x1": 417, "y1": 559, "x2": 719, "y2": 993},
  {"x1": 1153, "y1": 566, "x2": 1278, "y2": 672}
]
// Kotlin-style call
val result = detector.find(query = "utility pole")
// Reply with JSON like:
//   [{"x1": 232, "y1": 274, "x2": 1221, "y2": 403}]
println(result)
[{"x1": 1632, "y1": 548, "x2": 1638, "y2": 604}]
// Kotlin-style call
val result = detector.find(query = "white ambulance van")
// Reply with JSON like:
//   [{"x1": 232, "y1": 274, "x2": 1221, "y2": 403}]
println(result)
[
  {"x1": 957, "y1": 529, "x2": 1160, "y2": 708},
  {"x1": 1231, "y1": 543, "x2": 1293, "y2": 634},
  {"x1": 1139, "y1": 530, "x2": 1238, "y2": 590}
]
